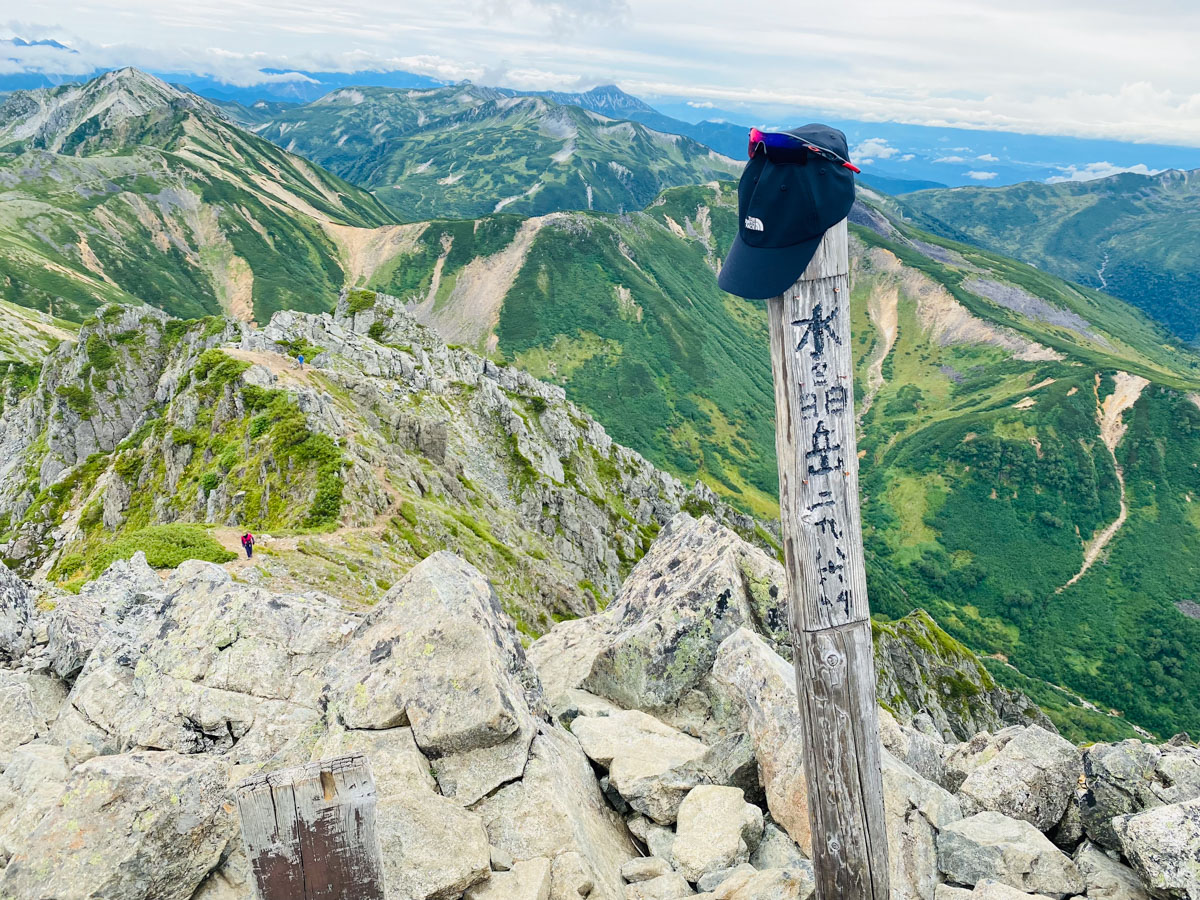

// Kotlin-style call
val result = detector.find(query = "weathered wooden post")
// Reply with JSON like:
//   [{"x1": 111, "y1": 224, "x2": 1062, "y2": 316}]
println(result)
[
  {"x1": 766, "y1": 218, "x2": 890, "y2": 899},
  {"x1": 236, "y1": 753, "x2": 385, "y2": 900}
]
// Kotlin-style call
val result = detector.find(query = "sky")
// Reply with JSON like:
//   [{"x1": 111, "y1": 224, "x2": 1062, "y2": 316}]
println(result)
[{"x1": 7, "y1": 0, "x2": 1200, "y2": 146}]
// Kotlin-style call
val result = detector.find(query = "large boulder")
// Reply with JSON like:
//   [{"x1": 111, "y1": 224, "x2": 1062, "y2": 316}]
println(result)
[
  {"x1": 671, "y1": 785, "x2": 764, "y2": 885},
  {"x1": 883, "y1": 750, "x2": 964, "y2": 900},
  {"x1": 328, "y1": 551, "x2": 543, "y2": 804},
  {"x1": 706, "y1": 866, "x2": 815, "y2": 899},
  {"x1": 880, "y1": 706, "x2": 949, "y2": 789},
  {"x1": 0, "y1": 743, "x2": 71, "y2": 864},
  {"x1": 0, "y1": 562, "x2": 33, "y2": 663},
  {"x1": 529, "y1": 515, "x2": 787, "y2": 712},
  {"x1": 0, "y1": 671, "x2": 50, "y2": 769},
  {"x1": 1080, "y1": 739, "x2": 1200, "y2": 849},
  {"x1": 466, "y1": 858, "x2": 552, "y2": 900},
  {"x1": 60, "y1": 564, "x2": 357, "y2": 764},
  {"x1": 572, "y1": 706, "x2": 711, "y2": 824},
  {"x1": 936, "y1": 811, "x2": 1084, "y2": 897},
  {"x1": 710, "y1": 628, "x2": 811, "y2": 854},
  {"x1": 956, "y1": 725, "x2": 1080, "y2": 830},
  {"x1": 1074, "y1": 840, "x2": 1150, "y2": 900},
  {"x1": 0, "y1": 750, "x2": 235, "y2": 900},
  {"x1": 1112, "y1": 797, "x2": 1200, "y2": 900},
  {"x1": 45, "y1": 551, "x2": 165, "y2": 679},
  {"x1": 474, "y1": 725, "x2": 638, "y2": 900}
]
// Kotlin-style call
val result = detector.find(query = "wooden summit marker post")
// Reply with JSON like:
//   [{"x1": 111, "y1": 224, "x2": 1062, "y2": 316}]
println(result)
[{"x1": 766, "y1": 218, "x2": 890, "y2": 900}]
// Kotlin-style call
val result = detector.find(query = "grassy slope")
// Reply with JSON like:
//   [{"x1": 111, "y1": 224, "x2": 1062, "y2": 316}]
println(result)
[
  {"x1": 372, "y1": 181, "x2": 1200, "y2": 738},
  {"x1": 0, "y1": 73, "x2": 396, "y2": 324},
  {"x1": 899, "y1": 170, "x2": 1200, "y2": 341},
  {"x1": 255, "y1": 85, "x2": 739, "y2": 221}
]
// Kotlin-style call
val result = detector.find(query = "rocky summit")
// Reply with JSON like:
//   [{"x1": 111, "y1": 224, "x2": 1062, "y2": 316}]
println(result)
[{"x1": 1, "y1": 514, "x2": 1197, "y2": 900}]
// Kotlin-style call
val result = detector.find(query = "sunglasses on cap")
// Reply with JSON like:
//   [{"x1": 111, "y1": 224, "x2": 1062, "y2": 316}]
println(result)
[{"x1": 747, "y1": 127, "x2": 861, "y2": 173}]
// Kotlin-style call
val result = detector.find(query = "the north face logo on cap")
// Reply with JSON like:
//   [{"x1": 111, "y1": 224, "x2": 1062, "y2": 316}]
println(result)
[{"x1": 744, "y1": 216, "x2": 764, "y2": 232}]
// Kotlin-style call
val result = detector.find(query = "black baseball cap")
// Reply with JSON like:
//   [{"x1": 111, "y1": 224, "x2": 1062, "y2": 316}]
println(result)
[{"x1": 717, "y1": 124, "x2": 856, "y2": 300}]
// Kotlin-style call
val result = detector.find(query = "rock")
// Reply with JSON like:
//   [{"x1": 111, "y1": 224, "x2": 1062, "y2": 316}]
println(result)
[
  {"x1": 956, "y1": 725, "x2": 1080, "y2": 830},
  {"x1": 710, "y1": 628, "x2": 811, "y2": 854},
  {"x1": 629, "y1": 814, "x2": 677, "y2": 863},
  {"x1": 883, "y1": 749, "x2": 964, "y2": 900},
  {"x1": 698, "y1": 864, "x2": 756, "y2": 892},
  {"x1": 1074, "y1": 840, "x2": 1150, "y2": 900},
  {"x1": 708, "y1": 867, "x2": 815, "y2": 899},
  {"x1": 551, "y1": 851, "x2": 596, "y2": 900},
  {"x1": 0, "y1": 750, "x2": 234, "y2": 900},
  {"x1": 529, "y1": 516, "x2": 788, "y2": 712},
  {"x1": 492, "y1": 846, "x2": 516, "y2": 873},
  {"x1": 944, "y1": 728, "x2": 1026, "y2": 793},
  {"x1": 968, "y1": 879, "x2": 1044, "y2": 900},
  {"x1": 45, "y1": 552, "x2": 166, "y2": 680},
  {"x1": 933, "y1": 885, "x2": 974, "y2": 900},
  {"x1": 622, "y1": 857, "x2": 675, "y2": 883},
  {"x1": 1112, "y1": 797, "x2": 1200, "y2": 899},
  {"x1": 749, "y1": 822, "x2": 809, "y2": 870},
  {"x1": 0, "y1": 563, "x2": 33, "y2": 663},
  {"x1": 474, "y1": 725, "x2": 638, "y2": 900},
  {"x1": 0, "y1": 671, "x2": 43, "y2": 768},
  {"x1": 880, "y1": 705, "x2": 949, "y2": 788},
  {"x1": 466, "y1": 858, "x2": 553, "y2": 900},
  {"x1": 190, "y1": 847, "x2": 252, "y2": 900},
  {"x1": 328, "y1": 552, "x2": 542, "y2": 805},
  {"x1": 874, "y1": 611, "x2": 1053, "y2": 742},
  {"x1": 936, "y1": 811, "x2": 1084, "y2": 897},
  {"x1": 626, "y1": 872, "x2": 696, "y2": 899},
  {"x1": 1080, "y1": 739, "x2": 1200, "y2": 850},
  {"x1": 572, "y1": 708, "x2": 708, "y2": 824},
  {"x1": 62, "y1": 569, "x2": 357, "y2": 764},
  {"x1": 1049, "y1": 794, "x2": 1085, "y2": 851},
  {"x1": 671, "y1": 786, "x2": 764, "y2": 884},
  {"x1": 0, "y1": 743, "x2": 71, "y2": 864}
]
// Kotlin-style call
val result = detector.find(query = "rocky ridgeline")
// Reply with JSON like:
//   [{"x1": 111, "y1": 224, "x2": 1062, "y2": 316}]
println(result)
[
  {"x1": 0, "y1": 293, "x2": 756, "y2": 626},
  {"x1": 1, "y1": 514, "x2": 1196, "y2": 900}
]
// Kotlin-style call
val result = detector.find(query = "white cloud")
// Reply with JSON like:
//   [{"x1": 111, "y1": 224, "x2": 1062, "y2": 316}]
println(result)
[
  {"x1": 1046, "y1": 161, "x2": 1166, "y2": 182},
  {"x1": 899, "y1": 153, "x2": 915, "y2": 161},
  {"x1": 687, "y1": 100, "x2": 714, "y2": 108},
  {"x1": 965, "y1": 170, "x2": 999, "y2": 180},
  {"x1": 9, "y1": 1, "x2": 1200, "y2": 146},
  {"x1": 934, "y1": 155, "x2": 967, "y2": 164},
  {"x1": 976, "y1": 153, "x2": 998, "y2": 161},
  {"x1": 853, "y1": 137, "x2": 898, "y2": 159}
]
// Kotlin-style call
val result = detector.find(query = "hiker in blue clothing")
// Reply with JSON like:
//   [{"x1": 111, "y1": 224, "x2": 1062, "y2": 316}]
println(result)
[{"x1": 295, "y1": 352, "x2": 305, "y2": 369}]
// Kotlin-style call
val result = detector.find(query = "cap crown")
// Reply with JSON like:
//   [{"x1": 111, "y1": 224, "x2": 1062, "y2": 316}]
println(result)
[{"x1": 737, "y1": 126, "x2": 854, "y2": 251}]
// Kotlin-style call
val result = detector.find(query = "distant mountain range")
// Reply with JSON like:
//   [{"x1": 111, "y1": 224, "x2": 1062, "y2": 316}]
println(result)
[
  {"x1": 901, "y1": 170, "x2": 1200, "y2": 341},
  {"x1": 249, "y1": 84, "x2": 740, "y2": 220}
]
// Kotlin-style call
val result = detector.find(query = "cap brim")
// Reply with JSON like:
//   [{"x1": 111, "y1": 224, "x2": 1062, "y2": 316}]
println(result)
[{"x1": 717, "y1": 232, "x2": 823, "y2": 300}]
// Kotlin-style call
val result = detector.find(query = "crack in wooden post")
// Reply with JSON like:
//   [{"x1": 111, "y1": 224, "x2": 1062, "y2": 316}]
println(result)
[{"x1": 766, "y1": 219, "x2": 890, "y2": 900}]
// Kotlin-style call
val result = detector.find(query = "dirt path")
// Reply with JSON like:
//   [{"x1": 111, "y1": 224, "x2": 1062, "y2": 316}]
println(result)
[
  {"x1": 223, "y1": 347, "x2": 320, "y2": 387},
  {"x1": 1057, "y1": 371, "x2": 1149, "y2": 592}
]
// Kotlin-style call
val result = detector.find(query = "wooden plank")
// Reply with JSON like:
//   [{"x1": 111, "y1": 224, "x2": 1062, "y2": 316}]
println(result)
[
  {"x1": 236, "y1": 753, "x2": 385, "y2": 900},
  {"x1": 766, "y1": 219, "x2": 890, "y2": 900}
]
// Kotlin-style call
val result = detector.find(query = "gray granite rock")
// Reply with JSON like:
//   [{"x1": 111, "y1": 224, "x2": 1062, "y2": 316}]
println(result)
[
  {"x1": 937, "y1": 811, "x2": 1084, "y2": 897},
  {"x1": 1112, "y1": 797, "x2": 1200, "y2": 899}
]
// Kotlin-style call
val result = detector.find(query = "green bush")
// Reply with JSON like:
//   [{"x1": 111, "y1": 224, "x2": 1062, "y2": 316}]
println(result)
[
  {"x1": 90, "y1": 524, "x2": 236, "y2": 572},
  {"x1": 347, "y1": 289, "x2": 378, "y2": 314}
]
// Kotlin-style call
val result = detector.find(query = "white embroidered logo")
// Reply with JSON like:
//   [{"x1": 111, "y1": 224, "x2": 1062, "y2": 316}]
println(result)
[{"x1": 744, "y1": 216, "x2": 764, "y2": 232}]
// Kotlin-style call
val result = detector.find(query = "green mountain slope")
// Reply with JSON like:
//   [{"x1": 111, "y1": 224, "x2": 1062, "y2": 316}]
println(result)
[
  {"x1": 348, "y1": 182, "x2": 1200, "y2": 738},
  {"x1": 898, "y1": 170, "x2": 1200, "y2": 341},
  {"x1": 252, "y1": 84, "x2": 740, "y2": 220},
  {"x1": 0, "y1": 68, "x2": 397, "y2": 324}
]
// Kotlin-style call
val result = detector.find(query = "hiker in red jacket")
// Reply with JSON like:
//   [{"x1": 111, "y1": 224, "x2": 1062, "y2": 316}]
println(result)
[{"x1": 241, "y1": 532, "x2": 255, "y2": 559}]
